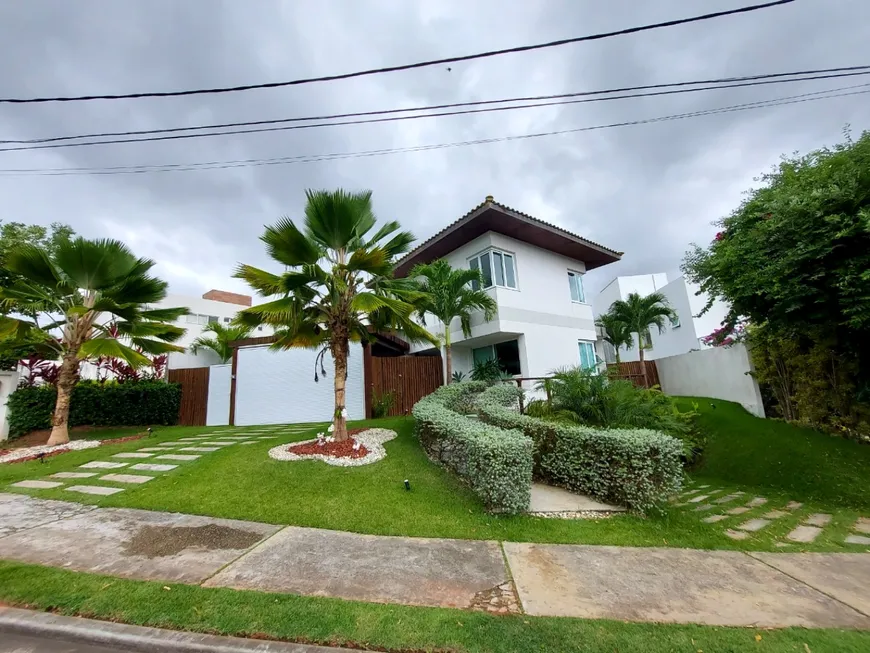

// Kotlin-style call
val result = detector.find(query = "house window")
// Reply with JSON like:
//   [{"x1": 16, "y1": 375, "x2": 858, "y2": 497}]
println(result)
[
  {"x1": 641, "y1": 330, "x2": 653, "y2": 349},
  {"x1": 669, "y1": 314, "x2": 681, "y2": 328},
  {"x1": 472, "y1": 339, "x2": 521, "y2": 375},
  {"x1": 469, "y1": 249, "x2": 517, "y2": 290},
  {"x1": 208, "y1": 315, "x2": 218, "y2": 324},
  {"x1": 223, "y1": 317, "x2": 231, "y2": 323},
  {"x1": 578, "y1": 340, "x2": 597, "y2": 371},
  {"x1": 567, "y1": 270, "x2": 585, "y2": 303}
]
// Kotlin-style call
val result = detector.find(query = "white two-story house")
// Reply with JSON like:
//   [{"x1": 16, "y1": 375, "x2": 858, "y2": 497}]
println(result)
[{"x1": 395, "y1": 196, "x2": 622, "y2": 380}]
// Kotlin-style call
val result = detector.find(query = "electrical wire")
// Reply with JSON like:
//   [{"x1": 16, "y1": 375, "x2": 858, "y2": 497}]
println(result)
[
  {"x1": 1, "y1": 64, "x2": 867, "y2": 152},
  {"x1": 1, "y1": 82, "x2": 864, "y2": 177},
  {"x1": 0, "y1": 0, "x2": 795, "y2": 104}
]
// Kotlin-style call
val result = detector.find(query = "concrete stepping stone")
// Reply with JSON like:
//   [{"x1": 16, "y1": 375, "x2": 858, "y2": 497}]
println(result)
[
  {"x1": 763, "y1": 510, "x2": 788, "y2": 519},
  {"x1": 854, "y1": 518, "x2": 870, "y2": 534},
  {"x1": 179, "y1": 447, "x2": 220, "y2": 452},
  {"x1": 99, "y1": 474, "x2": 154, "y2": 484},
  {"x1": 237, "y1": 440, "x2": 257, "y2": 445},
  {"x1": 694, "y1": 504, "x2": 715, "y2": 512},
  {"x1": 805, "y1": 514, "x2": 832, "y2": 527},
  {"x1": 176, "y1": 438, "x2": 202, "y2": 442},
  {"x1": 203, "y1": 441, "x2": 236, "y2": 446},
  {"x1": 50, "y1": 472, "x2": 97, "y2": 479},
  {"x1": 787, "y1": 525, "x2": 822, "y2": 543},
  {"x1": 129, "y1": 463, "x2": 178, "y2": 472},
  {"x1": 746, "y1": 497, "x2": 767, "y2": 507},
  {"x1": 11, "y1": 480, "x2": 63, "y2": 490},
  {"x1": 845, "y1": 535, "x2": 870, "y2": 545},
  {"x1": 66, "y1": 485, "x2": 124, "y2": 496},
  {"x1": 157, "y1": 454, "x2": 200, "y2": 461},
  {"x1": 688, "y1": 495, "x2": 710, "y2": 503},
  {"x1": 737, "y1": 518, "x2": 771, "y2": 532},
  {"x1": 703, "y1": 514, "x2": 728, "y2": 523},
  {"x1": 713, "y1": 493, "x2": 742, "y2": 504},
  {"x1": 80, "y1": 461, "x2": 128, "y2": 469},
  {"x1": 697, "y1": 485, "x2": 710, "y2": 488},
  {"x1": 112, "y1": 453, "x2": 153, "y2": 459},
  {"x1": 727, "y1": 506, "x2": 750, "y2": 515},
  {"x1": 137, "y1": 448, "x2": 169, "y2": 452},
  {"x1": 725, "y1": 529, "x2": 749, "y2": 540},
  {"x1": 785, "y1": 501, "x2": 803, "y2": 510}
]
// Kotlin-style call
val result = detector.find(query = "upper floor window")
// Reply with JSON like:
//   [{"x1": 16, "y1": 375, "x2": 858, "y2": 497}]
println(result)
[
  {"x1": 185, "y1": 313, "x2": 219, "y2": 326},
  {"x1": 567, "y1": 270, "x2": 586, "y2": 303},
  {"x1": 578, "y1": 340, "x2": 597, "y2": 371},
  {"x1": 469, "y1": 248, "x2": 517, "y2": 290},
  {"x1": 669, "y1": 314, "x2": 681, "y2": 329}
]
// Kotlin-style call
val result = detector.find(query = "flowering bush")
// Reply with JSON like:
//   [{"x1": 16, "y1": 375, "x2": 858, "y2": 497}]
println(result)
[{"x1": 701, "y1": 322, "x2": 746, "y2": 347}]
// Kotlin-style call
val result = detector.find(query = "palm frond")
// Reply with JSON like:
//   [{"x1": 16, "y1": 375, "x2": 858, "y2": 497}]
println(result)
[
  {"x1": 4, "y1": 245, "x2": 62, "y2": 288},
  {"x1": 78, "y1": 337, "x2": 152, "y2": 368},
  {"x1": 130, "y1": 338, "x2": 185, "y2": 355},
  {"x1": 261, "y1": 217, "x2": 321, "y2": 267},
  {"x1": 139, "y1": 306, "x2": 189, "y2": 322},
  {"x1": 304, "y1": 189, "x2": 375, "y2": 251},
  {"x1": 53, "y1": 238, "x2": 142, "y2": 290}
]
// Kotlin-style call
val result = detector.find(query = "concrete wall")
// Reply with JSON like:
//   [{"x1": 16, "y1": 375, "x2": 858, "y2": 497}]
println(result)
[
  {"x1": 656, "y1": 343, "x2": 765, "y2": 417},
  {"x1": 233, "y1": 343, "x2": 365, "y2": 426},
  {"x1": 167, "y1": 349, "x2": 222, "y2": 370},
  {"x1": 0, "y1": 370, "x2": 19, "y2": 441},
  {"x1": 206, "y1": 364, "x2": 232, "y2": 426}
]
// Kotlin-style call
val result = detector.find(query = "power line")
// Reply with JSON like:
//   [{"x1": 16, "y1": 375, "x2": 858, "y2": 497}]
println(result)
[
  {"x1": 2, "y1": 64, "x2": 867, "y2": 150},
  {"x1": 2, "y1": 82, "x2": 864, "y2": 177},
  {"x1": 0, "y1": 1, "x2": 796, "y2": 104}
]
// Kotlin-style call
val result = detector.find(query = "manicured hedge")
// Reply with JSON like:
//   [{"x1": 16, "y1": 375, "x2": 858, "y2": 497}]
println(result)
[
  {"x1": 412, "y1": 382, "x2": 533, "y2": 513},
  {"x1": 476, "y1": 385, "x2": 683, "y2": 513},
  {"x1": 7, "y1": 380, "x2": 181, "y2": 437}
]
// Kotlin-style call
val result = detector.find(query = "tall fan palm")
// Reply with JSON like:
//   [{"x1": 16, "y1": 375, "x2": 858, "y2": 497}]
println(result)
[
  {"x1": 409, "y1": 259, "x2": 497, "y2": 384},
  {"x1": 190, "y1": 322, "x2": 253, "y2": 363},
  {"x1": 0, "y1": 238, "x2": 188, "y2": 444},
  {"x1": 608, "y1": 292, "x2": 676, "y2": 388},
  {"x1": 595, "y1": 310, "x2": 634, "y2": 364},
  {"x1": 234, "y1": 189, "x2": 437, "y2": 442}
]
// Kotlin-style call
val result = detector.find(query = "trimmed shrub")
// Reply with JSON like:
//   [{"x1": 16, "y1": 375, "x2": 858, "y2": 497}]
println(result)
[
  {"x1": 412, "y1": 382, "x2": 533, "y2": 513},
  {"x1": 477, "y1": 385, "x2": 683, "y2": 513},
  {"x1": 7, "y1": 380, "x2": 181, "y2": 437}
]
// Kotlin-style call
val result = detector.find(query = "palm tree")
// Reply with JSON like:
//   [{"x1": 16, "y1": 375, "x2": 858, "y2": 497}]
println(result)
[
  {"x1": 0, "y1": 238, "x2": 188, "y2": 444},
  {"x1": 190, "y1": 322, "x2": 253, "y2": 363},
  {"x1": 409, "y1": 259, "x2": 496, "y2": 384},
  {"x1": 234, "y1": 189, "x2": 437, "y2": 442},
  {"x1": 608, "y1": 292, "x2": 676, "y2": 388},
  {"x1": 595, "y1": 310, "x2": 633, "y2": 364}
]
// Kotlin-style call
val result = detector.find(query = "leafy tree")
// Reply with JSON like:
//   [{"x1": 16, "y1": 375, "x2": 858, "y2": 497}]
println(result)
[
  {"x1": 0, "y1": 221, "x2": 75, "y2": 309},
  {"x1": 0, "y1": 238, "x2": 188, "y2": 444},
  {"x1": 595, "y1": 310, "x2": 634, "y2": 364},
  {"x1": 234, "y1": 189, "x2": 436, "y2": 441},
  {"x1": 607, "y1": 292, "x2": 675, "y2": 387},
  {"x1": 409, "y1": 259, "x2": 496, "y2": 384},
  {"x1": 190, "y1": 322, "x2": 253, "y2": 363}
]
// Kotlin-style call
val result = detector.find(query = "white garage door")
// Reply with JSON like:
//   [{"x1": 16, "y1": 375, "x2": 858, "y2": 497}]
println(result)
[
  {"x1": 206, "y1": 364, "x2": 232, "y2": 426},
  {"x1": 233, "y1": 344, "x2": 365, "y2": 426}
]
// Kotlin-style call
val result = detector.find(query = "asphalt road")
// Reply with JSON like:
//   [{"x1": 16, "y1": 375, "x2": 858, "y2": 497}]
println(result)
[{"x1": 0, "y1": 632, "x2": 126, "y2": 653}]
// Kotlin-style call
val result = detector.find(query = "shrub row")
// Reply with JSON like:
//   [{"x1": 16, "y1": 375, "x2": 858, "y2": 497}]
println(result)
[
  {"x1": 476, "y1": 385, "x2": 683, "y2": 513},
  {"x1": 412, "y1": 382, "x2": 533, "y2": 513},
  {"x1": 7, "y1": 380, "x2": 181, "y2": 437}
]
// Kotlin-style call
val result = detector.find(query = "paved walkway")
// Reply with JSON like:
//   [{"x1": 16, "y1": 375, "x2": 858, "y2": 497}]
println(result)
[{"x1": 1, "y1": 494, "x2": 869, "y2": 628}]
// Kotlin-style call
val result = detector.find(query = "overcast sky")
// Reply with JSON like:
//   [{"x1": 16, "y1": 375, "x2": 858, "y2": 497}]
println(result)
[{"x1": 0, "y1": 0, "x2": 867, "y2": 300}]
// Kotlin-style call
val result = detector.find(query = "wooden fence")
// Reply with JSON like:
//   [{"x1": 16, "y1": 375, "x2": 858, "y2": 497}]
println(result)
[
  {"x1": 167, "y1": 367, "x2": 210, "y2": 426},
  {"x1": 606, "y1": 360, "x2": 660, "y2": 388},
  {"x1": 367, "y1": 355, "x2": 444, "y2": 417}
]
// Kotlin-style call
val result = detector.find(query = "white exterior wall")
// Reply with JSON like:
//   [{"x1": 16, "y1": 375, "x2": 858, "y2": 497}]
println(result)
[
  {"x1": 155, "y1": 293, "x2": 272, "y2": 351},
  {"x1": 206, "y1": 364, "x2": 232, "y2": 426},
  {"x1": 168, "y1": 349, "x2": 222, "y2": 370},
  {"x1": 233, "y1": 344, "x2": 364, "y2": 426},
  {"x1": 656, "y1": 343, "x2": 765, "y2": 418},
  {"x1": 0, "y1": 370, "x2": 19, "y2": 441},
  {"x1": 408, "y1": 232, "x2": 598, "y2": 379}
]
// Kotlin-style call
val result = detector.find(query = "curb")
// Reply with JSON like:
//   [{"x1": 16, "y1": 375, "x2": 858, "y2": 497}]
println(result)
[{"x1": 0, "y1": 606, "x2": 354, "y2": 653}]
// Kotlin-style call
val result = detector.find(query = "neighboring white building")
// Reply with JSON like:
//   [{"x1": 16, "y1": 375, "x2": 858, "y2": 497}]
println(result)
[
  {"x1": 592, "y1": 272, "x2": 730, "y2": 363},
  {"x1": 395, "y1": 196, "x2": 622, "y2": 380}
]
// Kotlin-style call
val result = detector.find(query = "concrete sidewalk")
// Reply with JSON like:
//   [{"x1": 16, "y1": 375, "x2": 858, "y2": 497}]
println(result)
[{"x1": 1, "y1": 493, "x2": 869, "y2": 628}]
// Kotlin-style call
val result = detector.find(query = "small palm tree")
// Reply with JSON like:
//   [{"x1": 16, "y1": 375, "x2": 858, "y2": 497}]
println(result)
[
  {"x1": 409, "y1": 259, "x2": 497, "y2": 384},
  {"x1": 608, "y1": 292, "x2": 676, "y2": 388},
  {"x1": 0, "y1": 238, "x2": 188, "y2": 444},
  {"x1": 234, "y1": 189, "x2": 437, "y2": 441},
  {"x1": 595, "y1": 310, "x2": 634, "y2": 364},
  {"x1": 190, "y1": 322, "x2": 253, "y2": 363}
]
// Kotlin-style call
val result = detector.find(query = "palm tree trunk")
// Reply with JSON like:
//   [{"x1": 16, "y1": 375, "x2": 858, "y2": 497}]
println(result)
[
  {"x1": 444, "y1": 329, "x2": 452, "y2": 385},
  {"x1": 332, "y1": 340, "x2": 349, "y2": 442},
  {"x1": 639, "y1": 341, "x2": 648, "y2": 389},
  {"x1": 615, "y1": 346, "x2": 621, "y2": 365},
  {"x1": 47, "y1": 350, "x2": 79, "y2": 445}
]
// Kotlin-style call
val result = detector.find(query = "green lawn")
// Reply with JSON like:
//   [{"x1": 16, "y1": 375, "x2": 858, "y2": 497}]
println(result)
[{"x1": 1, "y1": 560, "x2": 867, "y2": 653}]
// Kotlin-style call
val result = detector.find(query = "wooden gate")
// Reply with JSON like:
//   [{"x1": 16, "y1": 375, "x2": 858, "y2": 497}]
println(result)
[
  {"x1": 168, "y1": 367, "x2": 210, "y2": 426},
  {"x1": 606, "y1": 360, "x2": 660, "y2": 388},
  {"x1": 367, "y1": 355, "x2": 443, "y2": 417}
]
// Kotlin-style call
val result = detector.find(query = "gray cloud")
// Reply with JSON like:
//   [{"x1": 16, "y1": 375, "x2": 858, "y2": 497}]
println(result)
[{"x1": 0, "y1": 0, "x2": 867, "y2": 298}]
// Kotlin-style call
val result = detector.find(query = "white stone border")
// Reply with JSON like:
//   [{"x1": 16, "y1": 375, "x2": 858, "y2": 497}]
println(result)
[
  {"x1": 0, "y1": 439, "x2": 101, "y2": 464},
  {"x1": 268, "y1": 428, "x2": 397, "y2": 467}
]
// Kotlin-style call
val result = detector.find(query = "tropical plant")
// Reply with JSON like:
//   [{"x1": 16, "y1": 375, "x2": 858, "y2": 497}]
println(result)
[
  {"x1": 0, "y1": 221, "x2": 75, "y2": 303},
  {"x1": 607, "y1": 292, "x2": 676, "y2": 388},
  {"x1": 189, "y1": 322, "x2": 253, "y2": 363},
  {"x1": 595, "y1": 310, "x2": 633, "y2": 364},
  {"x1": 371, "y1": 390, "x2": 395, "y2": 419},
  {"x1": 0, "y1": 238, "x2": 188, "y2": 445},
  {"x1": 451, "y1": 370, "x2": 466, "y2": 383},
  {"x1": 470, "y1": 357, "x2": 506, "y2": 385},
  {"x1": 234, "y1": 189, "x2": 437, "y2": 442},
  {"x1": 408, "y1": 259, "x2": 497, "y2": 384}
]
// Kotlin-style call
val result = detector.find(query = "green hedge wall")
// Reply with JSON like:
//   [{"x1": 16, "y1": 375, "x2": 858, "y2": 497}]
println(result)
[
  {"x1": 476, "y1": 385, "x2": 684, "y2": 513},
  {"x1": 7, "y1": 380, "x2": 181, "y2": 437},
  {"x1": 412, "y1": 382, "x2": 533, "y2": 514}
]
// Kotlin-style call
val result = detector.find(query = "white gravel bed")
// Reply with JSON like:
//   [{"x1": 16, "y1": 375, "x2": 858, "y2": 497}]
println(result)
[
  {"x1": 0, "y1": 439, "x2": 101, "y2": 464},
  {"x1": 528, "y1": 510, "x2": 620, "y2": 520},
  {"x1": 268, "y1": 428, "x2": 397, "y2": 467}
]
